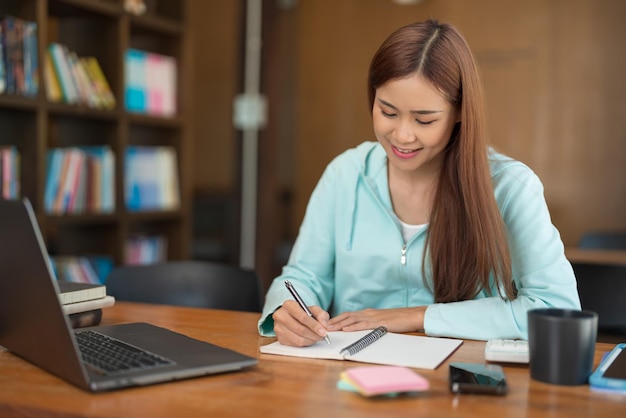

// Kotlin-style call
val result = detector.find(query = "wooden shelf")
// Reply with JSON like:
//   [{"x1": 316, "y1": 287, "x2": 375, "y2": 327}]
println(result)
[
  {"x1": 0, "y1": 94, "x2": 39, "y2": 111},
  {"x1": 127, "y1": 112, "x2": 184, "y2": 128},
  {"x1": 0, "y1": 0, "x2": 191, "y2": 266},
  {"x1": 46, "y1": 102, "x2": 120, "y2": 120},
  {"x1": 47, "y1": 0, "x2": 120, "y2": 17},
  {"x1": 46, "y1": 212, "x2": 118, "y2": 225},
  {"x1": 130, "y1": 14, "x2": 183, "y2": 36}
]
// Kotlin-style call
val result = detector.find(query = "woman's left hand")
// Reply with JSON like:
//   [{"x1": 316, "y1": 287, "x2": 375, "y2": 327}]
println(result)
[{"x1": 327, "y1": 306, "x2": 427, "y2": 333}]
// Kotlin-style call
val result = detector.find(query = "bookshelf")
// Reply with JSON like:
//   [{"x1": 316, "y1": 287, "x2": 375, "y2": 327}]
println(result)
[{"x1": 0, "y1": 0, "x2": 191, "y2": 266}]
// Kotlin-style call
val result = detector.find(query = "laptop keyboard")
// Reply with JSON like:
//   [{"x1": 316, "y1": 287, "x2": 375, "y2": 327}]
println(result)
[{"x1": 75, "y1": 330, "x2": 175, "y2": 375}]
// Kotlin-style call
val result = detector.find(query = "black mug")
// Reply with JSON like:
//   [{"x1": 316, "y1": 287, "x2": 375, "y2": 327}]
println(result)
[{"x1": 527, "y1": 308, "x2": 598, "y2": 385}]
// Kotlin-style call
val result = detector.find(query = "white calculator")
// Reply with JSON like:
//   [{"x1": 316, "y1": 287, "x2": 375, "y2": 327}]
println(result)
[{"x1": 485, "y1": 339, "x2": 529, "y2": 364}]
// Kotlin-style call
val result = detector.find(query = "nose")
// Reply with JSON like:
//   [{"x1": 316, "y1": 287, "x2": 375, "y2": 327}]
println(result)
[{"x1": 393, "y1": 117, "x2": 417, "y2": 145}]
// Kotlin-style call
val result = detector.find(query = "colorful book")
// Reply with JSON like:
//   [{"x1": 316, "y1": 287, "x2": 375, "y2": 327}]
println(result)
[
  {"x1": 83, "y1": 56, "x2": 115, "y2": 109},
  {"x1": 0, "y1": 16, "x2": 37, "y2": 96},
  {"x1": 157, "y1": 146, "x2": 180, "y2": 209},
  {"x1": 43, "y1": 51, "x2": 62, "y2": 102},
  {"x1": 66, "y1": 50, "x2": 93, "y2": 106},
  {"x1": 0, "y1": 147, "x2": 20, "y2": 199},
  {"x1": 100, "y1": 146, "x2": 115, "y2": 213},
  {"x1": 44, "y1": 148, "x2": 64, "y2": 212},
  {"x1": 125, "y1": 48, "x2": 177, "y2": 117},
  {"x1": 125, "y1": 146, "x2": 180, "y2": 211},
  {"x1": 125, "y1": 235, "x2": 167, "y2": 264},
  {"x1": 44, "y1": 147, "x2": 115, "y2": 214},
  {"x1": 22, "y1": 20, "x2": 38, "y2": 96},
  {"x1": 44, "y1": 44, "x2": 113, "y2": 108},
  {"x1": 48, "y1": 43, "x2": 79, "y2": 103},
  {"x1": 124, "y1": 48, "x2": 147, "y2": 112},
  {"x1": 50, "y1": 255, "x2": 114, "y2": 284},
  {"x1": 2, "y1": 16, "x2": 18, "y2": 94},
  {"x1": 145, "y1": 51, "x2": 177, "y2": 117},
  {"x1": 55, "y1": 148, "x2": 82, "y2": 213},
  {"x1": 11, "y1": 17, "x2": 25, "y2": 94},
  {"x1": 79, "y1": 146, "x2": 115, "y2": 213},
  {"x1": 0, "y1": 19, "x2": 5, "y2": 94}
]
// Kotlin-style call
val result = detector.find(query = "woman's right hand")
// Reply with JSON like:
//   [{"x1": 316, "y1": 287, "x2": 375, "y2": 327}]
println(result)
[{"x1": 272, "y1": 300, "x2": 331, "y2": 347}]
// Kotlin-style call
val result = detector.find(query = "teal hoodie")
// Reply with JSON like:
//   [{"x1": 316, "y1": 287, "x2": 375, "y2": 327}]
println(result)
[{"x1": 258, "y1": 141, "x2": 580, "y2": 340}]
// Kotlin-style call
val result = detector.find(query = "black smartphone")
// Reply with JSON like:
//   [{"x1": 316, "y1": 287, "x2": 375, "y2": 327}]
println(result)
[{"x1": 449, "y1": 362, "x2": 508, "y2": 395}]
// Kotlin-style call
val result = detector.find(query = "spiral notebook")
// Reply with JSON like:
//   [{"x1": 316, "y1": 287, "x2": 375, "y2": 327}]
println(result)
[{"x1": 260, "y1": 327, "x2": 463, "y2": 370}]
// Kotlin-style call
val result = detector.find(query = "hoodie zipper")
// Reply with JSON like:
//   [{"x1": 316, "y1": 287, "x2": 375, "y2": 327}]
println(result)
[{"x1": 360, "y1": 172, "x2": 411, "y2": 267}]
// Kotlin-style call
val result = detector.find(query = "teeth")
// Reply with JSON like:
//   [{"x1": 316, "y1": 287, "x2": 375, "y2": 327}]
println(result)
[{"x1": 396, "y1": 147, "x2": 416, "y2": 154}]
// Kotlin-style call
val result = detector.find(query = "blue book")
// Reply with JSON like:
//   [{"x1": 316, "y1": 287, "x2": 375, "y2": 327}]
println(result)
[
  {"x1": 124, "y1": 49, "x2": 147, "y2": 112},
  {"x1": 23, "y1": 21, "x2": 38, "y2": 96},
  {"x1": 2, "y1": 16, "x2": 17, "y2": 94},
  {"x1": 86, "y1": 255, "x2": 114, "y2": 284},
  {"x1": 125, "y1": 146, "x2": 164, "y2": 211},
  {"x1": 44, "y1": 148, "x2": 64, "y2": 213},
  {"x1": 48, "y1": 43, "x2": 79, "y2": 103},
  {"x1": 101, "y1": 147, "x2": 115, "y2": 213},
  {"x1": 0, "y1": 19, "x2": 5, "y2": 94},
  {"x1": 9, "y1": 147, "x2": 20, "y2": 198}
]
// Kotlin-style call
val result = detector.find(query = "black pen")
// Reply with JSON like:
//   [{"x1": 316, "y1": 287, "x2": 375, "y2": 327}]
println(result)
[{"x1": 284, "y1": 280, "x2": 331, "y2": 344}]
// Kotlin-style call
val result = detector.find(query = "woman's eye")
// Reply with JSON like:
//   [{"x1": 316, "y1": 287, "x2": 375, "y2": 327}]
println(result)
[
  {"x1": 381, "y1": 110, "x2": 396, "y2": 118},
  {"x1": 416, "y1": 119, "x2": 435, "y2": 125}
]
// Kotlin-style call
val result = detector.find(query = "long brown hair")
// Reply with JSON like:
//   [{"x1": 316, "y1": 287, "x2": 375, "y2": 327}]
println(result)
[{"x1": 368, "y1": 20, "x2": 515, "y2": 302}]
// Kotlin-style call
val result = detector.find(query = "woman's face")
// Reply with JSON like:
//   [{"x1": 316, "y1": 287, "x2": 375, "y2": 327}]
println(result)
[{"x1": 373, "y1": 74, "x2": 458, "y2": 177}]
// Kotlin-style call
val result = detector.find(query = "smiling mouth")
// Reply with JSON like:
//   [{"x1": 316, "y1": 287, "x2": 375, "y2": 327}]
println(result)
[{"x1": 392, "y1": 145, "x2": 421, "y2": 158}]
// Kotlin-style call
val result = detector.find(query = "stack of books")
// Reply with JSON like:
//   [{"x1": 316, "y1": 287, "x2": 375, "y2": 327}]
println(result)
[
  {"x1": 57, "y1": 281, "x2": 115, "y2": 328},
  {"x1": 44, "y1": 146, "x2": 115, "y2": 215},
  {"x1": 124, "y1": 48, "x2": 177, "y2": 117},
  {"x1": 45, "y1": 43, "x2": 115, "y2": 109},
  {"x1": 50, "y1": 255, "x2": 114, "y2": 284},
  {"x1": 125, "y1": 234, "x2": 167, "y2": 265},
  {"x1": 124, "y1": 146, "x2": 180, "y2": 212}
]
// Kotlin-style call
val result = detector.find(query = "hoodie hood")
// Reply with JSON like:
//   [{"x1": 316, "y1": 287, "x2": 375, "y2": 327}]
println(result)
[{"x1": 345, "y1": 142, "x2": 393, "y2": 250}]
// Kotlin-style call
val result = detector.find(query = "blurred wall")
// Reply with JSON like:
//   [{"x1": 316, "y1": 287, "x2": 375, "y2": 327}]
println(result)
[
  {"x1": 189, "y1": 0, "x2": 626, "y2": 281},
  {"x1": 189, "y1": 0, "x2": 242, "y2": 194},
  {"x1": 287, "y1": 0, "x2": 626, "y2": 245}
]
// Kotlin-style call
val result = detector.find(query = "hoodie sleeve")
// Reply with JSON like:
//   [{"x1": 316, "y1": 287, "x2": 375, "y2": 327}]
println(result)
[
  {"x1": 423, "y1": 163, "x2": 581, "y2": 340},
  {"x1": 258, "y1": 161, "x2": 341, "y2": 336}
]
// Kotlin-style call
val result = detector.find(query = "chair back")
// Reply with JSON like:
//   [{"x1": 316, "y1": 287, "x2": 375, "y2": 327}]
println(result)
[
  {"x1": 572, "y1": 262, "x2": 626, "y2": 333},
  {"x1": 106, "y1": 261, "x2": 264, "y2": 312}
]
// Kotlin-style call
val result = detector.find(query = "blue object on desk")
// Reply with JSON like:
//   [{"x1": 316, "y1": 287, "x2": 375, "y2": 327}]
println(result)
[{"x1": 589, "y1": 343, "x2": 626, "y2": 393}]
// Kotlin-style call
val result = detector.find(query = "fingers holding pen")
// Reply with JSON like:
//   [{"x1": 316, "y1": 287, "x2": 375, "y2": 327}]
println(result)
[
  {"x1": 309, "y1": 305, "x2": 330, "y2": 327},
  {"x1": 282, "y1": 280, "x2": 331, "y2": 345},
  {"x1": 273, "y1": 300, "x2": 330, "y2": 347}
]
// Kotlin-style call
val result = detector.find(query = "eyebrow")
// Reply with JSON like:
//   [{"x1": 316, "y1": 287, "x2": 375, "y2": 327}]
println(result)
[{"x1": 377, "y1": 98, "x2": 443, "y2": 115}]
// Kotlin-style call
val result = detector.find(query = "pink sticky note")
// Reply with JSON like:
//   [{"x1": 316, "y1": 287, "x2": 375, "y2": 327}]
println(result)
[{"x1": 343, "y1": 365, "x2": 429, "y2": 396}]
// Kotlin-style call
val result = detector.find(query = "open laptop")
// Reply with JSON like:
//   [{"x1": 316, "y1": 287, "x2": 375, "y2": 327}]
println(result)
[{"x1": 0, "y1": 198, "x2": 258, "y2": 392}]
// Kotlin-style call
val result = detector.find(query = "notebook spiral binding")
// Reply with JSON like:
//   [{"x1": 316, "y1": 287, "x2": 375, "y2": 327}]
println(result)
[{"x1": 340, "y1": 326, "x2": 388, "y2": 356}]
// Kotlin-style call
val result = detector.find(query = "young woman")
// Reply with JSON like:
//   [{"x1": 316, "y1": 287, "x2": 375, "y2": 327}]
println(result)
[{"x1": 258, "y1": 19, "x2": 580, "y2": 346}]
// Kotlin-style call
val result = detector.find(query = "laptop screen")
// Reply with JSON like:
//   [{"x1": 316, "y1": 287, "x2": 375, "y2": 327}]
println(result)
[{"x1": 0, "y1": 199, "x2": 90, "y2": 388}]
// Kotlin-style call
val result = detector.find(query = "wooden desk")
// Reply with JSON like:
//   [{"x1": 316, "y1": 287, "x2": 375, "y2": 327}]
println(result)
[{"x1": 1, "y1": 302, "x2": 624, "y2": 417}]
